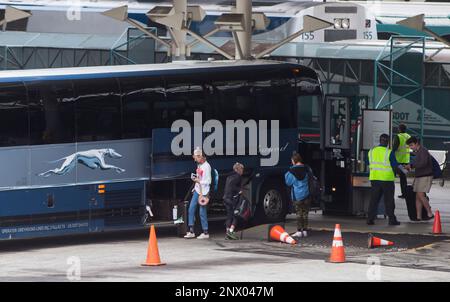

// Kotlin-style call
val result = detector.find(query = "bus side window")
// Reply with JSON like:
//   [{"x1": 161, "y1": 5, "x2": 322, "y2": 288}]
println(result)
[
  {"x1": 256, "y1": 79, "x2": 296, "y2": 129},
  {"x1": 73, "y1": 78, "x2": 122, "y2": 142},
  {"x1": 161, "y1": 81, "x2": 207, "y2": 127},
  {"x1": 0, "y1": 82, "x2": 29, "y2": 147},
  {"x1": 120, "y1": 76, "x2": 164, "y2": 139},
  {"x1": 212, "y1": 81, "x2": 257, "y2": 123},
  {"x1": 27, "y1": 81, "x2": 76, "y2": 145}
]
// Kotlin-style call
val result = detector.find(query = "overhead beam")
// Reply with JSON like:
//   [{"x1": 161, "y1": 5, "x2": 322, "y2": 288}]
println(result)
[
  {"x1": 102, "y1": 6, "x2": 172, "y2": 51},
  {"x1": 0, "y1": 6, "x2": 32, "y2": 29},
  {"x1": 396, "y1": 14, "x2": 450, "y2": 48}
]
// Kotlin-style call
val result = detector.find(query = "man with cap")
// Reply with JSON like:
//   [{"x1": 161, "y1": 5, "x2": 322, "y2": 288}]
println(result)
[
  {"x1": 184, "y1": 147, "x2": 212, "y2": 239},
  {"x1": 367, "y1": 134, "x2": 401, "y2": 226},
  {"x1": 392, "y1": 124, "x2": 411, "y2": 198}
]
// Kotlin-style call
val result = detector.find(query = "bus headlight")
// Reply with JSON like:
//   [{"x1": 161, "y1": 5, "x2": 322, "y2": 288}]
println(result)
[
  {"x1": 341, "y1": 18, "x2": 350, "y2": 29},
  {"x1": 333, "y1": 18, "x2": 342, "y2": 29}
]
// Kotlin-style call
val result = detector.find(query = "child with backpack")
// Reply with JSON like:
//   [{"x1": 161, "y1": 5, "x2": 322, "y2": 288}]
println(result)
[{"x1": 285, "y1": 152, "x2": 311, "y2": 238}]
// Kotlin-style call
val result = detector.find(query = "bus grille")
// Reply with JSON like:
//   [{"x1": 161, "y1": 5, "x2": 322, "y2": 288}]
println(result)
[
  {"x1": 104, "y1": 189, "x2": 143, "y2": 209},
  {"x1": 104, "y1": 188, "x2": 144, "y2": 227}
]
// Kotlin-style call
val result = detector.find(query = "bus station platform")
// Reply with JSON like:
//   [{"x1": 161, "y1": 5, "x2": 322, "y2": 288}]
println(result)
[
  {"x1": 304, "y1": 182, "x2": 449, "y2": 236},
  {"x1": 233, "y1": 182, "x2": 450, "y2": 239}
]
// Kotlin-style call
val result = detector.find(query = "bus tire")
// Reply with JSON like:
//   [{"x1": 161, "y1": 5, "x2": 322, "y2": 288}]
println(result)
[{"x1": 254, "y1": 181, "x2": 287, "y2": 224}]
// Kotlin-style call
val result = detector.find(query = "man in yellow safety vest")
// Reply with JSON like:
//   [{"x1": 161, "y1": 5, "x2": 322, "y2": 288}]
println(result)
[
  {"x1": 392, "y1": 124, "x2": 411, "y2": 198},
  {"x1": 367, "y1": 134, "x2": 401, "y2": 226}
]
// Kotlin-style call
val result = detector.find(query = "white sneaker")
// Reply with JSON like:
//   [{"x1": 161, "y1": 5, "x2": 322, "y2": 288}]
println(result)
[
  {"x1": 197, "y1": 233, "x2": 210, "y2": 239},
  {"x1": 302, "y1": 230, "x2": 308, "y2": 237},
  {"x1": 292, "y1": 231, "x2": 303, "y2": 238},
  {"x1": 184, "y1": 232, "x2": 195, "y2": 239}
]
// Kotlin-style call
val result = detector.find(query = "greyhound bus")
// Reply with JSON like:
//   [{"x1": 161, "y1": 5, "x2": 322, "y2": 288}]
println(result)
[{"x1": 0, "y1": 60, "x2": 324, "y2": 240}]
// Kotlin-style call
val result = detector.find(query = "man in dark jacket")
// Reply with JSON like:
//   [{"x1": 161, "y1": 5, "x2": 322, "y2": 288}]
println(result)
[
  {"x1": 223, "y1": 162, "x2": 244, "y2": 240},
  {"x1": 405, "y1": 136, "x2": 434, "y2": 220}
]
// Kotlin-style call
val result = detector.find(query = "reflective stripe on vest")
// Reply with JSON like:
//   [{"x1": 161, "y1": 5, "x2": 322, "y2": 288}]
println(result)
[
  {"x1": 369, "y1": 146, "x2": 395, "y2": 181},
  {"x1": 395, "y1": 133, "x2": 411, "y2": 163}
]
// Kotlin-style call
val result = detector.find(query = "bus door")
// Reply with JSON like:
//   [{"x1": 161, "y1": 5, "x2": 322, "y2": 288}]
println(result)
[
  {"x1": 322, "y1": 95, "x2": 352, "y2": 215},
  {"x1": 149, "y1": 128, "x2": 196, "y2": 221}
]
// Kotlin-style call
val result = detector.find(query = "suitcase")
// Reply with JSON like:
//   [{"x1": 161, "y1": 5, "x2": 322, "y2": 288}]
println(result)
[{"x1": 405, "y1": 185, "x2": 428, "y2": 220}]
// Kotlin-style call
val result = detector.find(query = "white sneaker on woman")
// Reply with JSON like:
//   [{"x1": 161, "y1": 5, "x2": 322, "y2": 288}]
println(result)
[
  {"x1": 184, "y1": 232, "x2": 196, "y2": 239},
  {"x1": 197, "y1": 233, "x2": 210, "y2": 239}
]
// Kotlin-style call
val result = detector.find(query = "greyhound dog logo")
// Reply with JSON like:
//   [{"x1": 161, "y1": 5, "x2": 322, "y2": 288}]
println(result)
[{"x1": 39, "y1": 148, "x2": 125, "y2": 177}]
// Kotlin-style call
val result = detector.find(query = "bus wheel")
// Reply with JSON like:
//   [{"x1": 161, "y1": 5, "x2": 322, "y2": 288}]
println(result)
[{"x1": 255, "y1": 183, "x2": 287, "y2": 223}]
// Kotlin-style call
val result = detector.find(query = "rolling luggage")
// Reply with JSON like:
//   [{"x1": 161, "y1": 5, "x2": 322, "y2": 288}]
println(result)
[{"x1": 405, "y1": 185, "x2": 428, "y2": 221}]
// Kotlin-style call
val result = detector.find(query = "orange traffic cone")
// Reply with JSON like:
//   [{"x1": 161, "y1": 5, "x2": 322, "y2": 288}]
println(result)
[
  {"x1": 269, "y1": 225, "x2": 297, "y2": 245},
  {"x1": 432, "y1": 210, "x2": 442, "y2": 235},
  {"x1": 368, "y1": 234, "x2": 394, "y2": 248},
  {"x1": 329, "y1": 224, "x2": 345, "y2": 263},
  {"x1": 141, "y1": 225, "x2": 166, "y2": 266}
]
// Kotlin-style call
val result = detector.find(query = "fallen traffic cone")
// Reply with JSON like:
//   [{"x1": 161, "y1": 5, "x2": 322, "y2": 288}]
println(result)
[
  {"x1": 432, "y1": 210, "x2": 442, "y2": 235},
  {"x1": 141, "y1": 225, "x2": 166, "y2": 266},
  {"x1": 368, "y1": 234, "x2": 394, "y2": 248},
  {"x1": 329, "y1": 224, "x2": 345, "y2": 263},
  {"x1": 269, "y1": 225, "x2": 297, "y2": 245}
]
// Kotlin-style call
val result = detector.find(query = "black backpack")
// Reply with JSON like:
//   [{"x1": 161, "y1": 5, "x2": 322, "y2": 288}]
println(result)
[{"x1": 306, "y1": 165, "x2": 321, "y2": 203}]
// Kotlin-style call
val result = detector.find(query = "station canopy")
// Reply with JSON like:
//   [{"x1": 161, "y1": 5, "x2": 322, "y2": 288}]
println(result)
[
  {"x1": 180, "y1": 37, "x2": 450, "y2": 63},
  {"x1": 0, "y1": 31, "x2": 129, "y2": 51}
]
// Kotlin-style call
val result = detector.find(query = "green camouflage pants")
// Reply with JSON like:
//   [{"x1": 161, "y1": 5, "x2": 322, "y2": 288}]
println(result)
[{"x1": 294, "y1": 198, "x2": 311, "y2": 231}]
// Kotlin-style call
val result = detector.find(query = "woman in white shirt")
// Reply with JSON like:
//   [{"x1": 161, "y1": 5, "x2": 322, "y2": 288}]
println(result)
[{"x1": 184, "y1": 147, "x2": 211, "y2": 239}]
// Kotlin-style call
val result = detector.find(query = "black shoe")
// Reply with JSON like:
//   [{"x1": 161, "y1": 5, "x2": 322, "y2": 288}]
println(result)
[
  {"x1": 398, "y1": 195, "x2": 406, "y2": 199},
  {"x1": 410, "y1": 218, "x2": 421, "y2": 222},
  {"x1": 367, "y1": 220, "x2": 375, "y2": 225},
  {"x1": 389, "y1": 220, "x2": 401, "y2": 226},
  {"x1": 422, "y1": 215, "x2": 434, "y2": 221}
]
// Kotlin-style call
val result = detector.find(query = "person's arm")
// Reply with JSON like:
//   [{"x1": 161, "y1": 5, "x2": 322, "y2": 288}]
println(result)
[
  {"x1": 237, "y1": 174, "x2": 243, "y2": 193},
  {"x1": 285, "y1": 171, "x2": 295, "y2": 186},
  {"x1": 390, "y1": 151, "x2": 399, "y2": 170},
  {"x1": 392, "y1": 135, "x2": 400, "y2": 152}
]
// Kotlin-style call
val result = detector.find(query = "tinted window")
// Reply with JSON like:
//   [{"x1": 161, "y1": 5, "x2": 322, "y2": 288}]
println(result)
[
  {"x1": 74, "y1": 78, "x2": 122, "y2": 142},
  {"x1": 0, "y1": 82, "x2": 28, "y2": 147},
  {"x1": 212, "y1": 81, "x2": 258, "y2": 122},
  {"x1": 254, "y1": 78, "x2": 296, "y2": 128},
  {"x1": 120, "y1": 77, "x2": 165, "y2": 138},
  {"x1": 160, "y1": 81, "x2": 207, "y2": 127},
  {"x1": 27, "y1": 81, "x2": 76, "y2": 145}
]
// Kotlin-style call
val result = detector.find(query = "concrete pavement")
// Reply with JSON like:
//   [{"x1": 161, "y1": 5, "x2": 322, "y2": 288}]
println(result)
[{"x1": 0, "y1": 182, "x2": 449, "y2": 282}]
